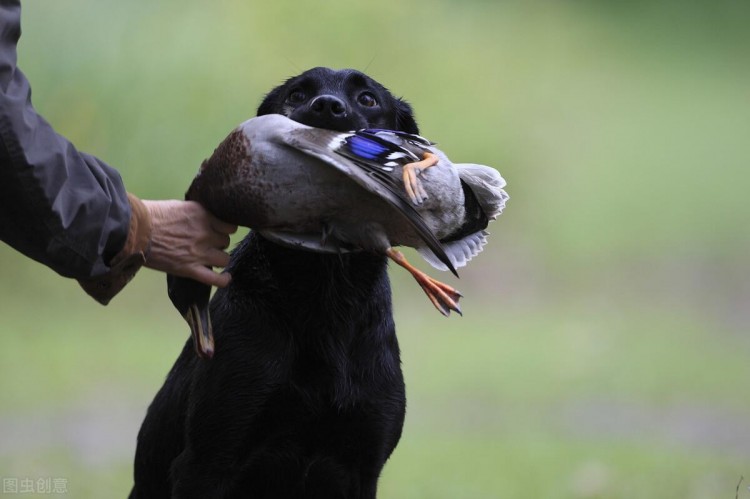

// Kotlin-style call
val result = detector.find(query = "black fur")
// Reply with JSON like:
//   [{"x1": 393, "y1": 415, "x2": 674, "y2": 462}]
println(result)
[{"x1": 130, "y1": 68, "x2": 418, "y2": 499}]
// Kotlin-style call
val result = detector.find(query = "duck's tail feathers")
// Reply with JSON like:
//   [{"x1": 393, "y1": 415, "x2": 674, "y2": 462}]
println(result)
[
  {"x1": 455, "y1": 164, "x2": 509, "y2": 220},
  {"x1": 418, "y1": 229, "x2": 489, "y2": 272}
]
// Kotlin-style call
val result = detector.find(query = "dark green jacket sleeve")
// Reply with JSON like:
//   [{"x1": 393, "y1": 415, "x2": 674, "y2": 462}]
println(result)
[{"x1": 0, "y1": 0, "x2": 151, "y2": 303}]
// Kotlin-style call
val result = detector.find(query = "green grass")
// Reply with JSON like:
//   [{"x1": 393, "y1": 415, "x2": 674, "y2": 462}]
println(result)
[
  {"x1": 382, "y1": 433, "x2": 745, "y2": 499},
  {"x1": 2, "y1": 273, "x2": 748, "y2": 497},
  {"x1": 2, "y1": 0, "x2": 750, "y2": 497}
]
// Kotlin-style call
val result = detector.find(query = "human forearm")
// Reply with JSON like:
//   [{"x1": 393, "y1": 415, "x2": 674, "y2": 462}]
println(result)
[{"x1": 0, "y1": 1, "x2": 133, "y2": 280}]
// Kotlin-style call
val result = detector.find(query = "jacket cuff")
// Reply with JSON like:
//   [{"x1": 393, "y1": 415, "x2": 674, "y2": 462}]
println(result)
[{"x1": 77, "y1": 193, "x2": 153, "y2": 305}]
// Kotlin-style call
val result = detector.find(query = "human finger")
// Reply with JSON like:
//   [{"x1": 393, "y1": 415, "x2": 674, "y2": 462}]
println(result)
[
  {"x1": 208, "y1": 233, "x2": 232, "y2": 251},
  {"x1": 203, "y1": 248, "x2": 231, "y2": 268},
  {"x1": 189, "y1": 266, "x2": 232, "y2": 288}
]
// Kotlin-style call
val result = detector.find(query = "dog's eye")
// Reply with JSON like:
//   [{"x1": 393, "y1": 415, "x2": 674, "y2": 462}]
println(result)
[
  {"x1": 357, "y1": 92, "x2": 378, "y2": 108},
  {"x1": 287, "y1": 90, "x2": 306, "y2": 104}
]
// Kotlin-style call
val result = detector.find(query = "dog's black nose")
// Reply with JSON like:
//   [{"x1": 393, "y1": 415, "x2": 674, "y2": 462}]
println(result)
[
  {"x1": 309, "y1": 95, "x2": 347, "y2": 117},
  {"x1": 290, "y1": 93, "x2": 362, "y2": 131}
]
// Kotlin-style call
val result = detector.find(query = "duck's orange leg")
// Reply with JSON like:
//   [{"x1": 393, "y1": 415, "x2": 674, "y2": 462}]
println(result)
[{"x1": 386, "y1": 248, "x2": 462, "y2": 316}]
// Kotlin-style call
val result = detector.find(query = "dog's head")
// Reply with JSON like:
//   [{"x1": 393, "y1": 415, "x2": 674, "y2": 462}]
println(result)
[{"x1": 257, "y1": 67, "x2": 418, "y2": 134}]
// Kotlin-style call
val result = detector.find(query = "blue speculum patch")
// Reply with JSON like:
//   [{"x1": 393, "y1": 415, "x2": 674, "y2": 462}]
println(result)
[{"x1": 345, "y1": 135, "x2": 389, "y2": 161}]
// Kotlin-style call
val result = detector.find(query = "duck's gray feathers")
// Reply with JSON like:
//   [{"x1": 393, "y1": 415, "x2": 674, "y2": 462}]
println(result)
[
  {"x1": 259, "y1": 229, "x2": 352, "y2": 254},
  {"x1": 414, "y1": 164, "x2": 507, "y2": 272}
]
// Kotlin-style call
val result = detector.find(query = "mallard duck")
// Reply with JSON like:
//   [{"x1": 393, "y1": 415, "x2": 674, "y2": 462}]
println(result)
[{"x1": 169, "y1": 113, "x2": 508, "y2": 358}]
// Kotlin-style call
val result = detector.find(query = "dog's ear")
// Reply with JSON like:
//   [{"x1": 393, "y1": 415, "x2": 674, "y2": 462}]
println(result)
[
  {"x1": 394, "y1": 98, "x2": 419, "y2": 134},
  {"x1": 256, "y1": 85, "x2": 285, "y2": 116}
]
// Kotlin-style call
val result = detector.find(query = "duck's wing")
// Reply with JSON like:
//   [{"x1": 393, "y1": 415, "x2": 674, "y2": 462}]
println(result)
[{"x1": 280, "y1": 127, "x2": 458, "y2": 276}]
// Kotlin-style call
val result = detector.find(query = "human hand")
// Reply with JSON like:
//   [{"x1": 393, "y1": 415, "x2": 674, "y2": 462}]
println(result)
[{"x1": 142, "y1": 200, "x2": 238, "y2": 287}]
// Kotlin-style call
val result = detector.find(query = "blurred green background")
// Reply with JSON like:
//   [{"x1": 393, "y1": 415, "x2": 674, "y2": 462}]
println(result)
[{"x1": 1, "y1": 1, "x2": 749, "y2": 497}]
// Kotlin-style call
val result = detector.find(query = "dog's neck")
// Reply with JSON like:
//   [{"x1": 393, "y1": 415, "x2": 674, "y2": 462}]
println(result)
[
  {"x1": 225, "y1": 232, "x2": 392, "y2": 322},
  {"x1": 213, "y1": 230, "x2": 400, "y2": 408}
]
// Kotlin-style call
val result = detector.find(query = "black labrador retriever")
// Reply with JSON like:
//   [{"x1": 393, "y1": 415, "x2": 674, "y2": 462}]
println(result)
[{"x1": 130, "y1": 67, "x2": 419, "y2": 499}]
